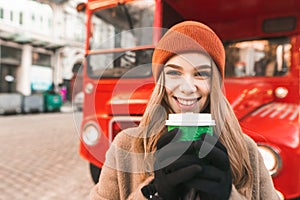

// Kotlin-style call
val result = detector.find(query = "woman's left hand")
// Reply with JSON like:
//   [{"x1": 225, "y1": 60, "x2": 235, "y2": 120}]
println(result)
[{"x1": 185, "y1": 134, "x2": 232, "y2": 200}]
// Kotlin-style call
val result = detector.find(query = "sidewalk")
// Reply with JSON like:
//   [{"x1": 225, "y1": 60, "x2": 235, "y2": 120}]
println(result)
[{"x1": 60, "y1": 101, "x2": 76, "y2": 113}]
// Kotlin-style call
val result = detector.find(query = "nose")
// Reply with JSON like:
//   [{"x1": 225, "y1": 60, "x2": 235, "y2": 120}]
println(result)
[{"x1": 179, "y1": 77, "x2": 197, "y2": 94}]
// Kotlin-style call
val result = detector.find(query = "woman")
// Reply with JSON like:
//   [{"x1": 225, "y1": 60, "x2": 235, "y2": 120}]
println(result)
[{"x1": 90, "y1": 21, "x2": 280, "y2": 200}]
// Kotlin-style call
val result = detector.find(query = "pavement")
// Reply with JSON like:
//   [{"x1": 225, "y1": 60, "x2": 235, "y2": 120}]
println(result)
[
  {"x1": 60, "y1": 101, "x2": 77, "y2": 113},
  {"x1": 0, "y1": 112, "x2": 94, "y2": 200}
]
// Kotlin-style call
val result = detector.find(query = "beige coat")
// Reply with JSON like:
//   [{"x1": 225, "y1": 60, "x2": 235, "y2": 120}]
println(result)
[{"x1": 90, "y1": 127, "x2": 280, "y2": 200}]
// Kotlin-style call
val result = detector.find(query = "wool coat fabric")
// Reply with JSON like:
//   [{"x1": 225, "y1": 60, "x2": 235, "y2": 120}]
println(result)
[{"x1": 90, "y1": 127, "x2": 280, "y2": 200}]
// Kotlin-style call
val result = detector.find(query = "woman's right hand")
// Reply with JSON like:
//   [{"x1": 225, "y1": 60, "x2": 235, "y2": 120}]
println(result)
[{"x1": 141, "y1": 128, "x2": 204, "y2": 200}]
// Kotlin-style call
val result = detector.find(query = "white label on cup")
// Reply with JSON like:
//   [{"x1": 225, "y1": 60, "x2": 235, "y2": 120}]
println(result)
[{"x1": 166, "y1": 112, "x2": 215, "y2": 126}]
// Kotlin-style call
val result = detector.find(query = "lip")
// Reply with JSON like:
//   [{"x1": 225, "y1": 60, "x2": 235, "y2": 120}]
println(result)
[{"x1": 173, "y1": 96, "x2": 200, "y2": 107}]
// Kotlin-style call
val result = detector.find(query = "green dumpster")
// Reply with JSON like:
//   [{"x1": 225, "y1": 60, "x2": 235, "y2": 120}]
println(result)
[{"x1": 44, "y1": 92, "x2": 62, "y2": 112}]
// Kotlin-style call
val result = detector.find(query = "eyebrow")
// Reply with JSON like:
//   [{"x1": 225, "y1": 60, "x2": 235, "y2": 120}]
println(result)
[{"x1": 164, "y1": 64, "x2": 211, "y2": 70}]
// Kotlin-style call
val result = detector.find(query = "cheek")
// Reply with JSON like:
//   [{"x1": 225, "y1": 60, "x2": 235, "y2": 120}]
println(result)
[
  {"x1": 165, "y1": 87, "x2": 172, "y2": 97},
  {"x1": 197, "y1": 80, "x2": 211, "y2": 95},
  {"x1": 164, "y1": 77, "x2": 179, "y2": 92}
]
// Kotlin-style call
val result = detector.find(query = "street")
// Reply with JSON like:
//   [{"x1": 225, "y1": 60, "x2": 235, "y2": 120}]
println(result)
[{"x1": 0, "y1": 112, "x2": 94, "y2": 200}]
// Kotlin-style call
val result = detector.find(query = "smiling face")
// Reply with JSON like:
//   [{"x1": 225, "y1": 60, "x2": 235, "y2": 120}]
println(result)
[{"x1": 163, "y1": 52, "x2": 212, "y2": 113}]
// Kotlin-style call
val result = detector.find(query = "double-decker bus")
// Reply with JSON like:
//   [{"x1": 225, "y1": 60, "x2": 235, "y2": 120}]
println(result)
[{"x1": 76, "y1": 0, "x2": 300, "y2": 199}]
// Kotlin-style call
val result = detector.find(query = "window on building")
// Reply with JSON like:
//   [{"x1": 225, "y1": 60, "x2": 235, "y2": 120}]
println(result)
[
  {"x1": 10, "y1": 10, "x2": 13, "y2": 21},
  {"x1": 31, "y1": 52, "x2": 53, "y2": 92},
  {"x1": 0, "y1": 46, "x2": 22, "y2": 65},
  {"x1": 0, "y1": 64, "x2": 17, "y2": 93},
  {"x1": 31, "y1": 13, "x2": 35, "y2": 22},
  {"x1": 0, "y1": 46, "x2": 21, "y2": 93},
  {"x1": 32, "y1": 52, "x2": 51, "y2": 67},
  {"x1": 0, "y1": 8, "x2": 4, "y2": 19},
  {"x1": 19, "y1": 12, "x2": 23, "y2": 25}
]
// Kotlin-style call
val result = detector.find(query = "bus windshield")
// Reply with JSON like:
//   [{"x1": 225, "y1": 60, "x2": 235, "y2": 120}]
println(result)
[
  {"x1": 87, "y1": 1, "x2": 155, "y2": 79},
  {"x1": 225, "y1": 38, "x2": 291, "y2": 77},
  {"x1": 89, "y1": 1, "x2": 155, "y2": 50}
]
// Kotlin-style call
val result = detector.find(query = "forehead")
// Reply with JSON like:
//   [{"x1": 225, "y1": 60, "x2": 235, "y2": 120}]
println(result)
[{"x1": 165, "y1": 52, "x2": 211, "y2": 67}]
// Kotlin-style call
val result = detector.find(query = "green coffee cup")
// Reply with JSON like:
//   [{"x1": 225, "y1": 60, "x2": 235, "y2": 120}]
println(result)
[{"x1": 166, "y1": 113, "x2": 215, "y2": 141}]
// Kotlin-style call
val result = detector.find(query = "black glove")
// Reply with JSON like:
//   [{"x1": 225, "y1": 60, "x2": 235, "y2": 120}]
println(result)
[
  {"x1": 184, "y1": 134, "x2": 232, "y2": 200},
  {"x1": 141, "y1": 128, "x2": 204, "y2": 200}
]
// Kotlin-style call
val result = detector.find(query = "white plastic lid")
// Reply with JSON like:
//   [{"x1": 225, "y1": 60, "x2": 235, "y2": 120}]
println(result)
[{"x1": 166, "y1": 112, "x2": 215, "y2": 126}]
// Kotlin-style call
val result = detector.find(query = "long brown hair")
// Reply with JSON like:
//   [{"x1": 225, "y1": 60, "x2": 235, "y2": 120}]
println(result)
[{"x1": 137, "y1": 61, "x2": 253, "y2": 198}]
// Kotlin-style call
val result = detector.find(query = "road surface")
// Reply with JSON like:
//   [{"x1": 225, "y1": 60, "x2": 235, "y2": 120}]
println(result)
[{"x1": 0, "y1": 112, "x2": 94, "y2": 200}]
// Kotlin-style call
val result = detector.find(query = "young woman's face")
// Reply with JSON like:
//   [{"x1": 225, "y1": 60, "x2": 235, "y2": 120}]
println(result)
[{"x1": 164, "y1": 52, "x2": 211, "y2": 113}]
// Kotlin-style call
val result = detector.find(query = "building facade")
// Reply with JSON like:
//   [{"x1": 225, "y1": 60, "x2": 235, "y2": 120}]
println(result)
[{"x1": 0, "y1": 0, "x2": 85, "y2": 99}]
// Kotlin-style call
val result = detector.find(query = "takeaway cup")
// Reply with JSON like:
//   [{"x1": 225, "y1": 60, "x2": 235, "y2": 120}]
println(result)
[{"x1": 165, "y1": 112, "x2": 215, "y2": 141}]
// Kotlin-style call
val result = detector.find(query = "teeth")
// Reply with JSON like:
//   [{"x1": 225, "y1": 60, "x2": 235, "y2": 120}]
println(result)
[{"x1": 177, "y1": 97, "x2": 197, "y2": 106}]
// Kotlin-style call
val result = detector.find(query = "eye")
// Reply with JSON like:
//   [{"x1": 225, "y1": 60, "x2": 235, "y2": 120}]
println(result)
[
  {"x1": 195, "y1": 71, "x2": 211, "y2": 78},
  {"x1": 165, "y1": 70, "x2": 182, "y2": 76}
]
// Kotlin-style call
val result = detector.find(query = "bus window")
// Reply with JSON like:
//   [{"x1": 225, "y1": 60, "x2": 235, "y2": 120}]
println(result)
[
  {"x1": 225, "y1": 38, "x2": 291, "y2": 77},
  {"x1": 87, "y1": 48, "x2": 153, "y2": 78},
  {"x1": 89, "y1": 1, "x2": 155, "y2": 50},
  {"x1": 87, "y1": 1, "x2": 155, "y2": 79}
]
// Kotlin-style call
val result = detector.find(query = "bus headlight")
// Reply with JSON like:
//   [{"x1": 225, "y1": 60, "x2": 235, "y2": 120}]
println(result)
[
  {"x1": 82, "y1": 122, "x2": 100, "y2": 146},
  {"x1": 275, "y1": 87, "x2": 288, "y2": 99},
  {"x1": 257, "y1": 145, "x2": 282, "y2": 176},
  {"x1": 85, "y1": 83, "x2": 94, "y2": 94}
]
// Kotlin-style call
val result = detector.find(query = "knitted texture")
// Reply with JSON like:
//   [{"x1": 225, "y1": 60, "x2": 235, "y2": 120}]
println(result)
[{"x1": 152, "y1": 21, "x2": 225, "y2": 81}]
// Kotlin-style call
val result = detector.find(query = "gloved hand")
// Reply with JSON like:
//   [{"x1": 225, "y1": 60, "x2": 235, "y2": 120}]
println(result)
[
  {"x1": 185, "y1": 134, "x2": 232, "y2": 200},
  {"x1": 141, "y1": 128, "x2": 204, "y2": 200}
]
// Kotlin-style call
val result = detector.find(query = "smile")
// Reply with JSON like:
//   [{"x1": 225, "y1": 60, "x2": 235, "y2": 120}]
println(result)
[{"x1": 174, "y1": 97, "x2": 200, "y2": 106}]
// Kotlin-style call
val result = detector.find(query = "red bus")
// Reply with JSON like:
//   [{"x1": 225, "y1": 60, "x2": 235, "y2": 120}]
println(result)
[{"x1": 76, "y1": 0, "x2": 300, "y2": 199}]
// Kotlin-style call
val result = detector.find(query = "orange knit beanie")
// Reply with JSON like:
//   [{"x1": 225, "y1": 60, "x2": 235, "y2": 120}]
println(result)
[{"x1": 152, "y1": 21, "x2": 225, "y2": 81}]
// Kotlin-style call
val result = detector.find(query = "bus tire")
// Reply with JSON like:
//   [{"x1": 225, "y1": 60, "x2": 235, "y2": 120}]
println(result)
[{"x1": 90, "y1": 162, "x2": 101, "y2": 184}]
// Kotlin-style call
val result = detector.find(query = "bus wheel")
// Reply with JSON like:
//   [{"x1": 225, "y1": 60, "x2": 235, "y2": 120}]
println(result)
[{"x1": 90, "y1": 162, "x2": 101, "y2": 184}]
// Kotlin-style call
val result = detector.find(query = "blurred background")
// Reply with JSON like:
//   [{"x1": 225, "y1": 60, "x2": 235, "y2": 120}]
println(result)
[
  {"x1": 1, "y1": 0, "x2": 300, "y2": 199},
  {"x1": 0, "y1": 0, "x2": 85, "y2": 113},
  {"x1": 0, "y1": 0, "x2": 92, "y2": 199}
]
